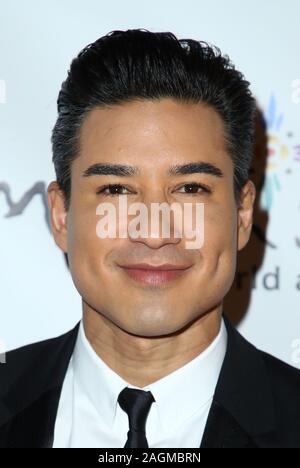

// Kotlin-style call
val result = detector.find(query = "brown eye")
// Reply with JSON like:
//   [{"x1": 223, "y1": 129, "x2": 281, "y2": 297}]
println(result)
[
  {"x1": 96, "y1": 184, "x2": 130, "y2": 196},
  {"x1": 177, "y1": 183, "x2": 210, "y2": 194}
]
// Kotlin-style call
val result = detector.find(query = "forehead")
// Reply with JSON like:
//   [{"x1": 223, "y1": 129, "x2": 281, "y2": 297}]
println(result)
[{"x1": 76, "y1": 98, "x2": 231, "y2": 173}]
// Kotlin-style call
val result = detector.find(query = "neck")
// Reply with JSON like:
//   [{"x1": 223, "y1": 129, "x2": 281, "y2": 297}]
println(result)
[{"x1": 82, "y1": 304, "x2": 222, "y2": 388}]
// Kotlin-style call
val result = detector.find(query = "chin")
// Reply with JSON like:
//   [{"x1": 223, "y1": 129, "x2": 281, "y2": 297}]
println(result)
[
  {"x1": 121, "y1": 317, "x2": 188, "y2": 338},
  {"x1": 125, "y1": 327, "x2": 178, "y2": 338}
]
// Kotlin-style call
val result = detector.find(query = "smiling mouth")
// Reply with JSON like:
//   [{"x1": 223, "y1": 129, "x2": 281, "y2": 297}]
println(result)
[{"x1": 117, "y1": 263, "x2": 192, "y2": 286}]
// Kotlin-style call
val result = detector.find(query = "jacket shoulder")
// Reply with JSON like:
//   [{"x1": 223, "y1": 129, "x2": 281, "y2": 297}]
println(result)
[
  {"x1": 0, "y1": 323, "x2": 80, "y2": 395},
  {"x1": 260, "y1": 349, "x2": 300, "y2": 396},
  {"x1": 259, "y1": 348, "x2": 300, "y2": 445}
]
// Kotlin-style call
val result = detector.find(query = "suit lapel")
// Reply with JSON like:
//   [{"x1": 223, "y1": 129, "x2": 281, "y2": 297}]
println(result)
[
  {"x1": 0, "y1": 322, "x2": 80, "y2": 448},
  {"x1": 1, "y1": 387, "x2": 63, "y2": 448},
  {"x1": 200, "y1": 315, "x2": 278, "y2": 448},
  {"x1": 200, "y1": 401, "x2": 257, "y2": 448},
  {"x1": 1, "y1": 316, "x2": 279, "y2": 448}
]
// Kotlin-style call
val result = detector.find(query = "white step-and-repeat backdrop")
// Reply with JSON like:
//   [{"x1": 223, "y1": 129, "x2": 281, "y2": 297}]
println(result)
[{"x1": 0, "y1": 0, "x2": 299, "y2": 367}]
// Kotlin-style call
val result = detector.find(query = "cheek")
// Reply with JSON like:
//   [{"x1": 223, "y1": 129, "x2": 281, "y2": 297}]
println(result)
[
  {"x1": 201, "y1": 202, "x2": 238, "y2": 272},
  {"x1": 67, "y1": 204, "x2": 123, "y2": 293},
  {"x1": 66, "y1": 202, "x2": 104, "y2": 282},
  {"x1": 187, "y1": 202, "x2": 238, "y2": 305}
]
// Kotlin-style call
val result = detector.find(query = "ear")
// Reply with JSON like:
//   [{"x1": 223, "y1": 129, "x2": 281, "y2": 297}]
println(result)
[
  {"x1": 237, "y1": 180, "x2": 256, "y2": 251},
  {"x1": 47, "y1": 181, "x2": 68, "y2": 253}
]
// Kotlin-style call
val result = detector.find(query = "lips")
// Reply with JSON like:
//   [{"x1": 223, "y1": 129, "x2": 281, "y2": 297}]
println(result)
[{"x1": 118, "y1": 263, "x2": 192, "y2": 286}]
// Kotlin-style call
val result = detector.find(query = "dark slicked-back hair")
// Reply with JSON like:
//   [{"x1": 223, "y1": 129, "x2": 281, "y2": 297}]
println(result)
[{"x1": 51, "y1": 28, "x2": 256, "y2": 210}]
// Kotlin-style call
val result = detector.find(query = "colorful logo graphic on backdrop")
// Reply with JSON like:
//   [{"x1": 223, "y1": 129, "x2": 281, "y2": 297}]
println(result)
[
  {"x1": 258, "y1": 94, "x2": 300, "y2": 248},
  {"x1": 262, "y1": 94, "x2": 300, "y2": 210}
]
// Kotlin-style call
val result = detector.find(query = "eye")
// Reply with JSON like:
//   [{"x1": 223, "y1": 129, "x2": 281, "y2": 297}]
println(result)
[
  {"x1": 176, "y1": 183, "x2": 211, "y2": 194},
  {"x1": 96, "y1": 184, "x2": 132, "y2": 196}
]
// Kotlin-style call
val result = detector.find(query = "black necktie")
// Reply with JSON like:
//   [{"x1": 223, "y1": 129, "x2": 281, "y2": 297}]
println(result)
[{"x1": 118, "y1": 387, "x2": 155, "y2": 448}]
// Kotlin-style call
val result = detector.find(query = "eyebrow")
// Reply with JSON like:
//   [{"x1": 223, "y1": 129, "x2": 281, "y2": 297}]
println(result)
[
  {"x1": 168, "y1": 162, "x2": 224, "y2": 178},
  {"x1": 82, "y1": 161, "x2": 224, "y2": 178},
  {"x1": 82, "y1": 163, "x2": 139, "y2": 177}
]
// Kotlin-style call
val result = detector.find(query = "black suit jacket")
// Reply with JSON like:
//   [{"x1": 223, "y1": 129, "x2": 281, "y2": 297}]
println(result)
[{"x1": 1, "y1": 316, "x2": 300, "y2": 448}]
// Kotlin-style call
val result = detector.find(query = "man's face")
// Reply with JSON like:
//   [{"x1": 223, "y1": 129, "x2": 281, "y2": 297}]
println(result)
[{"x1": 49, "y1": 98, "x2": 255, "y2": 337}]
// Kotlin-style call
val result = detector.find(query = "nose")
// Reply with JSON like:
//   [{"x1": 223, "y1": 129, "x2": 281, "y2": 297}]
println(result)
[{"x1": 127, "y1": 192, "x2": 183, "y2": 249}]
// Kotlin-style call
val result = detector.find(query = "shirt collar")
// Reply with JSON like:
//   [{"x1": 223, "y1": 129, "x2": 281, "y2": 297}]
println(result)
[{"x1": 73, "y1": 317, "x2": 227, "y2": 430}]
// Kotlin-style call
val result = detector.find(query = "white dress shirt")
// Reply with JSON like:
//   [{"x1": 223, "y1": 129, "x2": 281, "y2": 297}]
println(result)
[{"x1": 53, "y1": 318, "x2": 227, "y2": 448}]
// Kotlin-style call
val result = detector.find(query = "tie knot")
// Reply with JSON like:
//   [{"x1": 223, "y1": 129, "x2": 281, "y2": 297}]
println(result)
[{"x1": 118, "y1": 387, "x2": 155, "y2": 432}]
